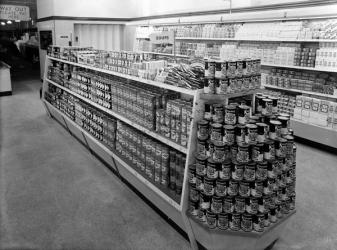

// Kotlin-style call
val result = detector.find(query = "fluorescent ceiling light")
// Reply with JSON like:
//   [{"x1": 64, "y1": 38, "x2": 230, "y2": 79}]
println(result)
[
  {"x1": 1, "y1": 22, "x2": 5, "y2": 26},
  {"x1": 15, "y1": 20, "x2": 20, "y2": 22},
  {"x1": 7, "y1": 20, "x2": 12, "y2": 24}
]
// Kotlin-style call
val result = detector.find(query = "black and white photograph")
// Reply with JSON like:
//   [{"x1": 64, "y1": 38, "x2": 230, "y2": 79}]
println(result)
[{"x1": 1, "y1": 0, "x2": 337, "y2": 249}]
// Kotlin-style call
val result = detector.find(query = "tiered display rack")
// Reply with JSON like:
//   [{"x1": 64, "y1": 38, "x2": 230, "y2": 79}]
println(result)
[{"x1": 42, "y1": 54, "x2": 295, "y2": 250}]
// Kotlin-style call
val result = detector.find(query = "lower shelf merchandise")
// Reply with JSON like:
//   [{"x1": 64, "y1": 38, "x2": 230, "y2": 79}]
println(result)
[
  {"x1": 45, "y1": 83, "x2": 186, "y2": 203},
  {"x1": 187, "y1": 93, "x2": 296, "y2": 233}
]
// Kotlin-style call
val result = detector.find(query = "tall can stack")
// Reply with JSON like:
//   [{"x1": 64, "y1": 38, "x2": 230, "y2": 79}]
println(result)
[{"x1": 188, "y1": 92, "x2": 296, "y2": 232}]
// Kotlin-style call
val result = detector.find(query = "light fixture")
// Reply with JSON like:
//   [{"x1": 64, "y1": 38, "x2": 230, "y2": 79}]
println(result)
[
  {"x1": 1, "y1": 22, "x2": 5, "y2": 26},
  {"x1": 15, "y1": 20, "x2": 20, "y2": 22},
  {"x1": 7, "y1": 20, "x2": 12, "y2": 24}
]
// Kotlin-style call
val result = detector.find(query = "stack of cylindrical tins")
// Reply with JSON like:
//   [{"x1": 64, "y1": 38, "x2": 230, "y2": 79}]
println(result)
[
  {"x1": 111, "y1": 79, "x2": 178, "y2": 132},
  {"x1": 74, "y1": 100, "x2": 117, "y2": 150},
  {"x1": 116, "y1": 121, "x2": 186, "y2": 198},
  {"x1": 155, "y1": 99, "x2": 193, "y2": 147},
  {"x1": 203, "y1": 58, "x2": 261, "y2": 95},
  {"x1": 188, "y1": 94, "x2": 296, "y2": 233}
]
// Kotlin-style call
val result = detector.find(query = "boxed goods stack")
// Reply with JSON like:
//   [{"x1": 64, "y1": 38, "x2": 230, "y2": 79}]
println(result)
[{"x1": 188, "y1": 94, "x2": 296, "y2": 232}]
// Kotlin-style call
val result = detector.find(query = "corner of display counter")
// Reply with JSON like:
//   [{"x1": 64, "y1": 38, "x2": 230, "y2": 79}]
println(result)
[{"x1": 186, "y1": 210, "x2": 295, "y2": 250}]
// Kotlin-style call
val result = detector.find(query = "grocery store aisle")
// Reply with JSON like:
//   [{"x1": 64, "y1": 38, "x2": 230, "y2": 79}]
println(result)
[
  {"x1": 0, "y1": 72, "x2": 189, "y2": 250},
  {"x1": 1, "y1": 72, "x2": 337, "y2": 250}
]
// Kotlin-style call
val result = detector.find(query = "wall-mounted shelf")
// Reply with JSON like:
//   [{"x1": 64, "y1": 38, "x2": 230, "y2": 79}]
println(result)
[
  {"x1": 175, "y1": 37, "x2": 337, "y2": 43},
  {"x1": 264, "y1": 84, "x2": 337, "y2": 99}
]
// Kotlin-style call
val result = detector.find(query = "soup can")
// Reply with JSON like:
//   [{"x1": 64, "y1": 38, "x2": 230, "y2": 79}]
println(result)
[
  {"x1": 235, "y1": 124, "x2": 246, "y2": 144},
  {"x1": 235, "y1": 196, "x2": 246, "y2": 214},
  {"x1": 244, "y1": 162, "x2": 256, "y2": 181},
  {"x1": 204, "y1": 78, "x2": 215, "y2": 94},
  {"x1": 197, "y1": 208, "x2": 207, "y2": 223},
  {"x1": 232, "y1": 161, "x2": 244, "y2": 181},
  {"x1": 269, "y1": 120, "x2": 282, "y2": 139},
  {"x1": 221, "y1": 61, "x2": 227, "y2": 79},
  {"x1": 196, "y1": 155, "x2": 207, "y2": 176},
  {"x1": 264, "y1": 140, "x2": 275, "y2": 160},
  {"x1": 207, "y1": 158, "x2": 220, "y2": 179},
  {"x1": 206, "y1": 210, "x2": 217, "y2": 229},
  {"x1": 197, "y1": 138, "x2": 208, "y2": 157},
  {"x1": 245, "y1": 124, "x2": 258, "y2": 144},
  {"x1": 252, "y1": 143, "x2": 264, "y2": 162},
  {"x1": 231, "y1": 144, "x2": 238, "y2": 161},
  {"x1": 239, "y1": 181, "x2": 251, "y2": 197},
  {"x1": 236, "y1": 60, "x2": 243, "y2": 77},
  {"x1": 262, "y1": 98, "x2": 273, "y2": 115},
  {"x1": 189, "y1": 183, "x2": 199, "y2": 202},
  {"x1": 256, "y1": 161, "x2": 268, "y2": 181},
  {"x1": 237, "y1": 143, "x2": 250, "y2": 163},
  {"x1": 253, "y1": 213, "x2": 265, "y2": 232},
  {"x1": 241, "y1": 213, "x2": 253, "y2": 232},
  {"x1": 229, "y1": 213, "x2": 241, "y2": 231},
  {"x1": 227, "y1": 60, "x2": 236, "y2": 78},
  {"x1": 223, "y1": 196, "x2": 235, "y2": 213},
  {"x1": 188, "y1": 200, "x2": 199, "y2": 217},
  {"x1": 212, "y1": 104, "x2": 223, "y2": 122},
  {"x1": 223, "y1": 125, "x2": 235, "y2": 145},
  {"x1": 219, "y1": 160, "x2": 232, "y2": 180},
  {"x1": 251, "y1": 181, "x2": 263, "y2": 198},
  {"x1": 267, "y1": 160, "x2": 277, "y2": 179},
  {"x1": 200, "y1": 192, "x2": 211, "y2": 210},
  {"x1": 227, "y1": 180, "x2": 239, "y2": 196},
  {"x1": 215, "y1": 179, "x2": 227, "y2": 197},
  {"x1": 197, "y1": 120, "x2": 209, "y2": 139},
  {"x1": 211, "y1": 196, "x2": 223, "y2": 214},
  {"x1": 219, "y1": 79, "x2": 229, "y2": 94},
  {"x1": 278, "y1": 116, "x2": 289, "y2": 135},
  {"x1": 238, "y1": 105, "x2": 250, "y2": 124},
  {"x1": 215, "y1": 61, "x2": 222, "y2": 79},
  {"x1": 196, "y1": 174, "x2": 204, "y2": 192},
  {"x1": 210, "y1": 123, "x2": 223, "y2": 142},
  {"x1": 225, "y1": 105, "x2": 237, "y2": 125},
  {"x1": 218, "y1": 212, "x2": 229, "y2": 230},
  {"x1": 213, "y1": 141, "x2": 226, "y2": 163},
  {"x1": 208, "y1": 60, "x2": 216, "y2": 78},
  {"x1": 275, "y1": 138, "x2": 287, "y2": 157},
  {"x1": 204, "y1": 177, "x2": 216, "y2": 196},
  {"x1": 188, "y1": 164, "x2": 197, "y2": 184},
  {"x1": 246, "y1": 197, "x2": 258, "y2": 214}
]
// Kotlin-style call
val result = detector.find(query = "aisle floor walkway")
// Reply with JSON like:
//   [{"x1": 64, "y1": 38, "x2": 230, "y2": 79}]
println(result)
[{"x1": 0, "y1": 71, "x2": 337, "y2": 250}]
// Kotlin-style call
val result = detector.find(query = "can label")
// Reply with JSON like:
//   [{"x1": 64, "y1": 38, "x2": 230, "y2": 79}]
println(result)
[
  {"x1": 215, "y1": 181, "x2": 227, "y2": 197},
  {"x1": 223, "y1": 198, "x2": 234, "y2": 213},
  {"x1": 228, "y1": 180, "x2": 239, "y2": 196},
  {"x1": 218, "y1": 213, "x2": 229, "y2": 230},
  {"x1": 189, "y1": 186, "x2": 199, "y2": 202},
  {"x1": 239, "y1": 181, "x2": 250, "y2": 197},
  {"x1": 242, "y1": 214, "x2": 253, "y2": 232},
  {"x1": 197, "y1": 209, "x2": 206, "y2": 223},
  {"x1": 244, "y1": 164, "x2": 256, "y2": 181},
  {"x1": 230, "y1": 214, "x2": 241, "y2": 231},
  {"x1": 211, "y1": 198, "x2": 223, "y2": 214},
  {"x1": 235, "y1": 197, "x2": 246, "y2": 213},
  {"x1": 219, "y1": 164, "x2": 231, "y2": 180},
  {"x1": 247, "y1": 198, "x2": 258, "y2": 214},
  {"x1": 223, "y1": 128, "x2": 235, "y2": 145},
  {"x1": 206, "y1": 212, "x2": 217, "y2": 229}
]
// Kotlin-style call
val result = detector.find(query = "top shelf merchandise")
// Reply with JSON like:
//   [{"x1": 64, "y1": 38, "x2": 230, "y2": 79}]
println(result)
[{"x1": 47, "y1": 46, "x2": 204, "y2": 95}]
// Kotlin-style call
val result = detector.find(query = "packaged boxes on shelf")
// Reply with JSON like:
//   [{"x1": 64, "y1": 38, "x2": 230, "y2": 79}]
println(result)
[
  {"x1": 315, "y1": 42, "x2": 337, "y2": 69},
  {"x1": 264, "y1": 68, "x2": 337, "y2": 95},
  {"x1": 293, "y1": 95, "x2": 337, "y2": 128},
  {"x1": 263, "y1": 90, "x2": 296, "y2": 117}
]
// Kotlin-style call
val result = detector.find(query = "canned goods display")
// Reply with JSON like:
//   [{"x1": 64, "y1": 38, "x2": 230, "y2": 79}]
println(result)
[
  {"x1": 210, "y1": 123, "x2": 223, "y2": 142},
  {"x1": 189, "y1": 94, "x2": 296, "y2": 232},
  {"x1": 197, "y1": 120, "x2": 209, "y2": 139}
]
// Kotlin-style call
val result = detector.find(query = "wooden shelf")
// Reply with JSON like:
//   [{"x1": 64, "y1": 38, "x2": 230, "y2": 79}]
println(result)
[
  {"x1": 47, "y1": 56, "x2": 197, "y2": 96},
  {"x1": 264, "y1": 84, "x2": 337, "y2": 99},
  {"x1": 176, "y1": 37, "x2": 337, "y2": 43},
  {"x1": 46, "y1": 79, "x2": 188, "y2": 154},
  {"x1": 44, "y1": 100, "x2": 183, "y2": 211}
]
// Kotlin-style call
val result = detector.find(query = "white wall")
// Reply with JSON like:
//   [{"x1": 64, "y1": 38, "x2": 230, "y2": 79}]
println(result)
[{"x1": 37, "y1": 0, "x2": 54, "y2": 19}]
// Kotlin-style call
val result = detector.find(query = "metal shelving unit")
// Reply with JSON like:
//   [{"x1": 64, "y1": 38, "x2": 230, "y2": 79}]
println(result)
[{"x1": 262, "y1": 63, "x2": 337, "y2": 73}]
